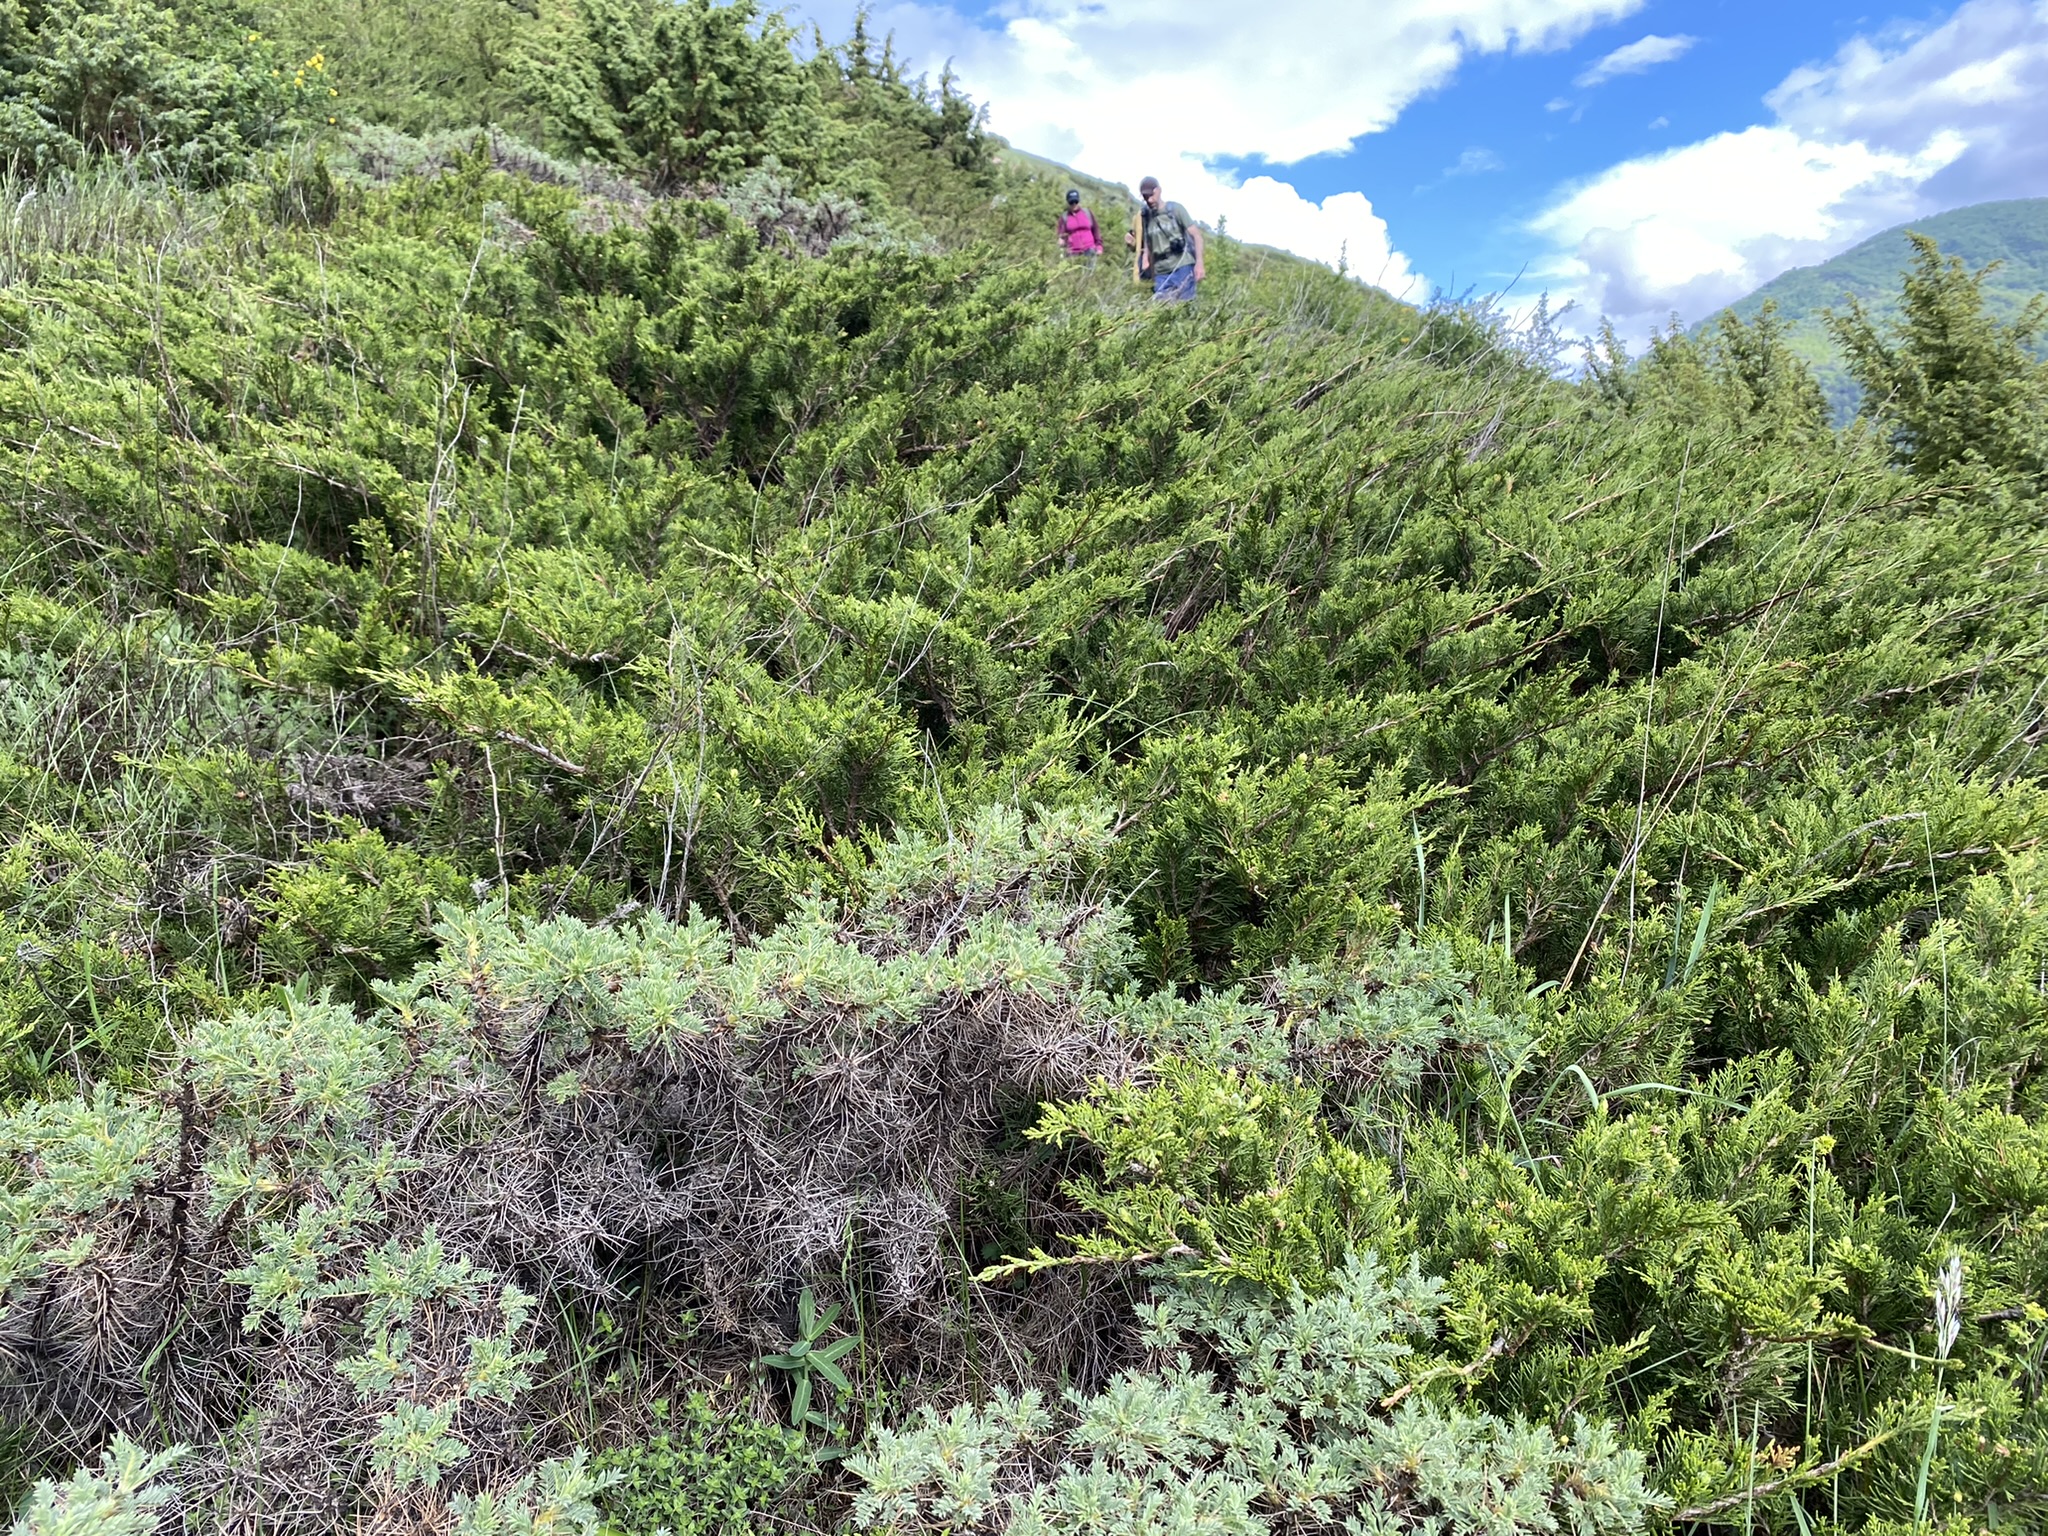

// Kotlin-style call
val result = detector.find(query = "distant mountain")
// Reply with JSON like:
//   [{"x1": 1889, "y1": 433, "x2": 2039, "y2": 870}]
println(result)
[{"x1": 1712, "y1": 198, "x2": 2048, "y2": 419}]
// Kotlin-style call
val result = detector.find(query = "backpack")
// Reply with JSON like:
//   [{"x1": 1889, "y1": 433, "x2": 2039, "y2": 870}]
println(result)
[{"x1": 1141, "y1": 202, "x2": 1190, "y2": 265}]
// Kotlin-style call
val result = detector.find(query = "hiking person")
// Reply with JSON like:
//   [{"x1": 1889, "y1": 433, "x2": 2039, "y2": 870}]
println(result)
[
  {"x1": 1134, "y1": 175, "x2": 1204, "y2": 302},
  {"x1": 1057, "y1": 188, "x2": 1103, "y2": 264}
]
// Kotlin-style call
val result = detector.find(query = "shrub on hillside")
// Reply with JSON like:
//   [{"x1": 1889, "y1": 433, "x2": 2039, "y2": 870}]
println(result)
[
  {"x1": 0, "y1": 0, "x2": 313, "y2": 180},
  {"x1": 3, "y1": 4, "x2": 2048, "y2": 1525},
  {"x1": 0, "y1": 806, "x2": 1129, "y2": 1528},
  {"x1": 1830, "y1": 231, "x2": 2048, "y2": 491},
  {"x1": 849, "y1": 1251, "x2": 1664, "y2": 1535},
  {"x1": 525, "y1": 0, "x2": 820, "y2": 191}
]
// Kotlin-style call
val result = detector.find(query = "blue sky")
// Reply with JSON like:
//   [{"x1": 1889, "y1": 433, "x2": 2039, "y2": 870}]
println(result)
[
  {"x1": 794, "y1": 0, "x2": 2048, "y2": 337},
  {"x1": 1209, "y1": 1, "x2": 1899, "y2": 296}
]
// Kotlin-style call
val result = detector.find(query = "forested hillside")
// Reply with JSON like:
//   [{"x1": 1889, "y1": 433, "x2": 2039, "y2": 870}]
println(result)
[
  {"x1": 3, "y1": 4, "x2": 2047, "y2": 1535},
  {"x1": 1712, "y1": 198, "x2": 2048, "y2": 419}
]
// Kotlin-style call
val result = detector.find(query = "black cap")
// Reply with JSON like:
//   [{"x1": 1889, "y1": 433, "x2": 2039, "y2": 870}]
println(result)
[
  {"x1": 1139, "y1": 175, "x2": 1160, "y2": 193},
  {"x1": 1065, "y1": 188, "x2": 1080, "y2": 203}
]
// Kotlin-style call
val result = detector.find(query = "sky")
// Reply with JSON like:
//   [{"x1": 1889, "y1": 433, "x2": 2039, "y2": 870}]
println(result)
[{"x1": 789, "y1": 0, "x2": 2048, "y2": 340}]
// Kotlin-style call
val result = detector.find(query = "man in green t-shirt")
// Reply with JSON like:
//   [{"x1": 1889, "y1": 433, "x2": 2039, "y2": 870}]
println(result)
[{"x1": 1134, "y1": 175, "x2": 1205, "y2": 302}]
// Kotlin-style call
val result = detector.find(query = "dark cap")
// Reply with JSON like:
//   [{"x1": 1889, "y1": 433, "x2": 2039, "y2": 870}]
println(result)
[
  {"x1": 1139, "y1": 175, "x2": 1160, "y2": 192},
  {"x1": 1065, "y1": 188, "x2": 1080, "y2": 203}
]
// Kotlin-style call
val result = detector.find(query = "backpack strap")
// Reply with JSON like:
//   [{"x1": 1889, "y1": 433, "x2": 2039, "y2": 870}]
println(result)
[{"x1": 1140, "y1": 202, "x2": 1188, "y2": 261}]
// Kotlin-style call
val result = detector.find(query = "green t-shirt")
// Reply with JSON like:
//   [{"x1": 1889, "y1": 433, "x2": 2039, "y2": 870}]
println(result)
[{"x1": 1141, "y1": 201, "x2": 1195, "y2": 274}]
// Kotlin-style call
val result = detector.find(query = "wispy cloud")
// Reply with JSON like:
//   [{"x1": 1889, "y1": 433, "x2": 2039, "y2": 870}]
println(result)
[
  {"x1": 1574, "y1": 32, "x2": 1697, "y2": 87},
  {"x1": 1447, "y1": 147, "x2": 1505, "y2": 176}
]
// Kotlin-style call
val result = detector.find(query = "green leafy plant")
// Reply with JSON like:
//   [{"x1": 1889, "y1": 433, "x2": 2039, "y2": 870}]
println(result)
[
  {"x1": 593, "y1": 1393, "x2": 808, "y2": 1536},
  {"x1": 760, "y1": 1287, "x2": 861, "y2": 1440},
  {"x1": 984, "y1": 1058, "x2": 1402, "y2": 1295},
  {"x1": 6, "y1": 1438, "x2": 185, "y2": 1536}
]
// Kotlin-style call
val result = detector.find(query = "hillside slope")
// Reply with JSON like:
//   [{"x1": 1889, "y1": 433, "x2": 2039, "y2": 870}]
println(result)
[
  {"x1": 1, "y1": 4, "x2": 2046, "y2": 1534},
  {"x1": 1002, "y1": 141, "x2": 1418, "y2": 321},
  {"x1": 1717, "y1": 197, "x2": 2048, "y2": 414},
  {"x1": 999, "y1": 143, "x2": 1138, "y2": 229}
]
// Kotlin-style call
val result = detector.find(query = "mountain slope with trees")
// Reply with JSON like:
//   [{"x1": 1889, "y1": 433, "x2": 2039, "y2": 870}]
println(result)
[
  {"x1": 1713, "y1": 197, "x2": 2048, "y2": 416},
  {"x1": 2, "y1": 4, "x2": 2046, "y2": 1535}
]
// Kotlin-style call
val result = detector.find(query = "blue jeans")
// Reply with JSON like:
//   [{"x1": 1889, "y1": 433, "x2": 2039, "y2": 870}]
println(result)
[{"x1": 1151, "y1": 265, "x2": 1197, "y2": 302}]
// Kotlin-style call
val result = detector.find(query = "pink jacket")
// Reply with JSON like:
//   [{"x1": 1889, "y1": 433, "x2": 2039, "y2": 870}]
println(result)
[{"x1": 1061, "y1": 207, "x2": 1103, "y2": 254}]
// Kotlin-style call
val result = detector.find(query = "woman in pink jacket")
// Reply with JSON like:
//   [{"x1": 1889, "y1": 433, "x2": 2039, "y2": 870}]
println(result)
[{"x1": 1058, "y1": 189, "x2": 1104, "y2": 266}]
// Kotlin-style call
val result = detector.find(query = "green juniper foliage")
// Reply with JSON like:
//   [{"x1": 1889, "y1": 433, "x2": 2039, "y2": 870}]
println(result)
[
  {"x1": 1826, "y1": 232, "x2": 2048, "y2": 492},
  {"x1": 0, "y1": 0, "x2": 304, "y2": 179},
  {"x1": 528, "y1": 0, "x2": 824, "y2": 189},
  {"x1": 2, "y1": 2, "x2": 2047, "y2": 1532}
]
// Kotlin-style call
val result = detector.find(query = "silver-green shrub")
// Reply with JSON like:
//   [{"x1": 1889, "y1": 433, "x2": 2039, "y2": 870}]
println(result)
[
  {"x1": 8, "y1": 1439, "x2": 184, "y2": 1536},
  {"x1": 0, "y1": 805, "x2": 1131, "y2": 1530},
  {"x1": 848, "y1": 1252, "x2": 1664, "y2": 1535}
]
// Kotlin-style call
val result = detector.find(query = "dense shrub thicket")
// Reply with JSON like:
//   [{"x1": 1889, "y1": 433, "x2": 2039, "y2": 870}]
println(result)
[{"x1": 4, "y1": 3, "x2": 2048, "y2": 1534}]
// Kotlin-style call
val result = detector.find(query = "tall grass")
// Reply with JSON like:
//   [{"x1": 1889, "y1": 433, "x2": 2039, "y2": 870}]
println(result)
[{"x1": 0, "y1": 163, "x2": 221, "y2": 287}]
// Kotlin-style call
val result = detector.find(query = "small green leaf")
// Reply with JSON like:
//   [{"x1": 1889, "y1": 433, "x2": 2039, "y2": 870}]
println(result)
[{"x1": 789, "y1": 1374, "x2": 812, "y2": 1429}]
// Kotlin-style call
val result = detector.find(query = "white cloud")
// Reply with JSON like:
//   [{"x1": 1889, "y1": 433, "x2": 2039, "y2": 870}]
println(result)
[
  {"x1": 1767, "y1": 0, "x2": 2048, "y2": 207},
  {"x1": 1532, "y1": 126, "x2": 1964, "y2": 332},
  {"x1": 1573, "y1": 33, "x2": 1697, "y2": 88},
  {"x1": 798, "y1": 0, "x2": 1647, "y2": 296},
  {"x1": 1211, "y1": 180, "x2": 1416, "y2": 292},
  {"x1": 1448, "y1": 148, "x2": 1506, "y2": 177},
  {"x1": 1533, "y1": 0, "x2": 2048, "y2": 340}
]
